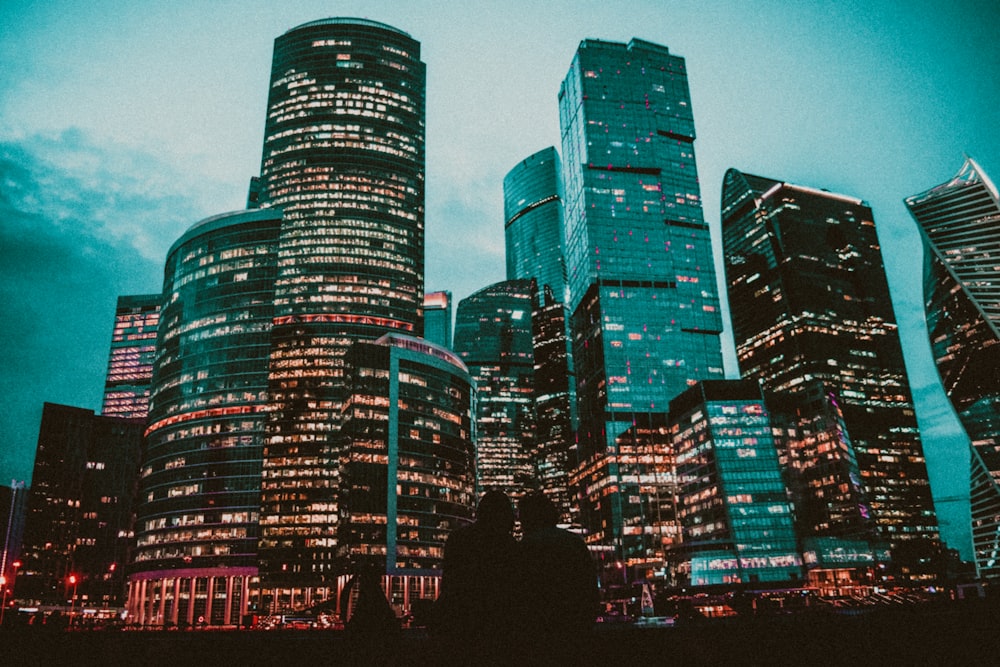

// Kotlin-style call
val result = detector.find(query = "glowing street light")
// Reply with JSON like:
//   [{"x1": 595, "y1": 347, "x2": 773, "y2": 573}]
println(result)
[
  {"x1": 0, "y1": 574, "x2": 7, "y2": 625},
  {"x1": 68, "y1": 574, "x2": 79, "y2": 623}
]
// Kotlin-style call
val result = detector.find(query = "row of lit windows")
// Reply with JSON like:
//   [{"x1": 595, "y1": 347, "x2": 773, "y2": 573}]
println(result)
[
  {"x1": 137, "y1": 525, "x2": 248, "y2": 547},
  {"x1": 268, "y1": 133, "x2": 416, "y2": 160}
]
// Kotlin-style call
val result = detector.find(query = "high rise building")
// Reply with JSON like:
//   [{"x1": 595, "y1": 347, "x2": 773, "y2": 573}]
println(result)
[
  {"x1": 766, "y1": 382, "x2": 883, "y2": 591},
  {"x1": 531, "y1": 286, "x2": 576, "y2": 522},
  {"x1": 722, "y1": 169, "x2": 939, "y2": 554},
  {"x1": 453, "y1": 280, "x2": 537, "y2": 498},
  {"x1": 254, "y1": 18, "x2": 426, "y2": 593},
  {"x1": 558, "y1": 38, "x2": 724, "y2": 561},
  {"x1": 338, "y1": 334, "x2": 474, "y2": 611},
  {"x1": 504, "y1": 147, "x2": 567, "y2": 301},
  {"x1": 129, "y1": 208, "x2": 282, "y2": 626},
  {"x1": 101, "y1": 294, "x2": 160, "y2": 419},
  {"x1": 423, "y1": 290, "x2": 452, "y2": 349},
  {"x1": 669, "y1": 381, "x2": 802, "y2": 586},
  {"x1": 905, "y1": 157, "x2": 1000, "y2": 580},
  {"x1": 20, "y1": 404, "x2": 142, "y2": 608}
]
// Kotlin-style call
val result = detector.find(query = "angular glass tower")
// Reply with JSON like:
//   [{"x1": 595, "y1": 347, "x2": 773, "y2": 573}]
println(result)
[
  {"x1": 453, "y1": 280, "x2": 537, "y2": 499},
  {"x1": 670, "y1": 381, "x2": 802, "y2": 587},
  {"x1": 422, "y1": 290, "x2": 452, "y2": 349},
  {"x1": 100, "y1": 294, "x2": 160, "y2": 419},
  {"x1": 254, "y1": 19, "x2": 426, "y2": 592},
  {"x1": 504, "y1": 146, "x2": 567, "y2": 301},
  {"x1": 558, "y1": 38, "x2": 724, "y2": 560},
  {"x1": 905, "y1": 157, "x2": 1000, "y2": 580},
  {"x1": 722, "y1": 169, "x2": 939, "y2": 553},
  {"x1": 130, "y1": 208, "x2": 282, "y2": 626}
]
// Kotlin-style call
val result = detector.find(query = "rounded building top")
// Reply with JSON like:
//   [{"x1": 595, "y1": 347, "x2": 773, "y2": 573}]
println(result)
[
  {"x1": 168, "y1": 208, "x2": 284, "y2": 258},
  {"x1": 285, "y1": 17, "x2": 412, "y2": 39}
]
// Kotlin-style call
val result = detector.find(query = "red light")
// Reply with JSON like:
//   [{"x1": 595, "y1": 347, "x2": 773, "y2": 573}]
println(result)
[
  {"x1": 11, "y1": 561, "x2": 20, "y2": 569},
  {"x1": 68, "y1": 575, "x2": 77, "y2": 585}
]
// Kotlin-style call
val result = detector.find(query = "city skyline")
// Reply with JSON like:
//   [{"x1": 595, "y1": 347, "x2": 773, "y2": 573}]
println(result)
[{"x1": 2, "y1": 1, "x2": 999, "y2": 559}]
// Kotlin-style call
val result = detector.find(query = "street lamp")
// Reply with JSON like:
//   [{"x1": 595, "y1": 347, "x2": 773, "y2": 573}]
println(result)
[
  {"x1": 68, "y1": 574, "x2": 78, "y2": 624},
  {"x1": 0, "y1": 575, "x2": 7, "y2": 626},
  {"x1": 106, "y1": 563, "x2": 116, "y2": 609}
]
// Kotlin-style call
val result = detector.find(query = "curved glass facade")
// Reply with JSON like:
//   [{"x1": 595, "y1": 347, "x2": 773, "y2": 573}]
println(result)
[
  {"x1": 905, "y1": 158, "x2": 1000, "y2": 580},
  {"x1": 129, "y1": 208, "x2": 282, "y2": 626},
  {"x1": 340, "y1": 334, "x2": 474, "y2": 577},
  {"x1": 256, "y1": 19, "x2": 426, "y2": 590},
  {"x1": 722, "y1": 169, "x2": 939, "y2": 551},
  {"x1": 504, "y1": 146, "x2": 566, "y2": 301}
]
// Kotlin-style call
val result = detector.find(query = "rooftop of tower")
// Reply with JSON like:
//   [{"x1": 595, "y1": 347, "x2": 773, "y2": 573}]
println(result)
[
  {"x1": 168, "y1": 208, "x2": 284, "y2": 258},
  {"x1": 285, "y1": 17, "x2": 412, "y2": 38}
]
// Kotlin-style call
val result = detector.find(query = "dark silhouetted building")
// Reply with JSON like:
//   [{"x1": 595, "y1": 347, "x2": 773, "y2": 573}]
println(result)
[
  {"x1": 905, "y1": 157, "x2": 1000, "y2": 580},
  {"x1": 254, "y1": 18, "x2": 427, "y2": 598},
  {"x1": 558, "y1": 38, "x2": 724, "y2": 566},
  {"x1": 101, "y1": 294, "x2": 161, "y2": 419},
  {"x1": 454, "y1": 280, "x2": 537, "y2": 498},
  {"x1": 339, "y1": 334, "x2": 475, "y2": 612},
  {"x1": 128, "y1": 208, "x2": 282, "y2": 625},
  {"x1": 20, "y1": 404, "x2": 142, "y2": 608},
  {"x1": 531, "y1": 286, "x2": 576, "y2": 522},
  {"x1": 722, "y1": 169, "x2": 939, "y2": 563}
]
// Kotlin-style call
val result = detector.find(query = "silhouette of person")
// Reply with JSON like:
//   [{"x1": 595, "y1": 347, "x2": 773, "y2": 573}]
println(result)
[
  {"x1": 435, "y1": 490, "x2": 519, "y2": 653},
  {"x1": 341, "y1": 564, "x2": 399, "y2": 639},
  {"x1": 516, "y1": 492, "x2": 599, "y2": 647}
]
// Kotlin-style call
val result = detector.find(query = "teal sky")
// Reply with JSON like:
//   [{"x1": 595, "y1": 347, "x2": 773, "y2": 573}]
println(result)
[{"x1": 1, "y1": 0, "x2": 997, "y2": 558}]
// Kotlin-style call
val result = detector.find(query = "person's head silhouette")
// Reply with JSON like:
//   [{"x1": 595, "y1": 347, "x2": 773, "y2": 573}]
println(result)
[
  {"x1": 475, "y1": 490, "x2": 515, "y2": 534},
  {"x1": 518, "y1": 491, "x2": 558, "y2": 537}
]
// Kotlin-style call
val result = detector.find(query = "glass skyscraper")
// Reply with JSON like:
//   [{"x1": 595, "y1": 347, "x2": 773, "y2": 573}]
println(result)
[
  {"x1": 557, "y1": 38, "x2": 724, "y2": 562},
  {"x1": 338, "y1": 334, "x2": 474, "y2": 613},
  {"x1": 670, "y1": 381, "x2": 802, "y2": 586},
  {"x1": 254, "y1": 19, "x2": 426, "y2": 593},
  {"x1": 100, "y1": 294, "x2": 160, "y2": 419},
  {"x1": 453, "y1": 280, "x2": 537, "y2": 498},
  {"x1": 531, "y1": 286, "x2": 576, "y2": 522},
  {"x1": 722, "y1": 169, "x2": 939, "y2": 555},
  {"x1": 422, "y1": 290, "x2": 452, "y2": 349},
  {"x1": 129, "y1": 208, "x2": 282, "y2": 626},
  {"x1": 504, "y1": 146, "x2": 566, "y2": 301},
  {"x1": 905, "y1": 157, "x2": 1000, "y2": 580}
]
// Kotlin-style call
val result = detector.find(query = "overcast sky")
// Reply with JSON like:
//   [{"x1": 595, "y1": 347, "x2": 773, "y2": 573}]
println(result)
[{"x1": 2, "y1": 0, "x2": 997, "y2": 558}]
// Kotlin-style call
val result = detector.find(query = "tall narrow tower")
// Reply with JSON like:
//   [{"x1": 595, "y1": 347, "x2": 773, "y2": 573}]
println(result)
[
  {"x1": 100, "y1": 294, "x2": 160, "y2": 419},
  {"x1": 504, "y1": 146, "x2": 566, "y2": 301},
  {"x1": 558, "y1": 38, "x2": 724, "y2": 562},
  {"x1": 255, "y1": 19, "x2": 426, "y2": 593},
  {"x1": 453, "y1": 280, "x2": 537, "y2": 499},
  {"x1": 722, "y1": 169, "x2": 939, "y2": 554},
  {"x1": 905, "y1": 158, "x2": 1000, "y2": 579}
]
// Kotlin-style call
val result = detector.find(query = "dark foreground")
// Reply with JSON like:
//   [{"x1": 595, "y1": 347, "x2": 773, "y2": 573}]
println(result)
[{"x1": 6, "y1": 599, "x2": 1000, "y2": 666}]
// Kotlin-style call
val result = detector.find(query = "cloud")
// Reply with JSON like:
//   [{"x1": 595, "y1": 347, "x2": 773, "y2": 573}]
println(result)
[
  {"x1": 0, "y1": 130, "x2": 235, "y2": 484},
  {"x1": 425, "y1": 173, "x2": 507, "y2": 302}
]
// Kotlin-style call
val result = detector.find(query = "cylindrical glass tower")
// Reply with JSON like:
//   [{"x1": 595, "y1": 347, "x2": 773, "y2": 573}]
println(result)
[
  {"x1": 128, "y1": 209, "x2": 283, "y2": 627},
  {"x1": 256, "y1": 18, "x2": 426, "y2": 595}
]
